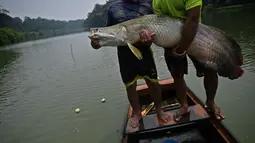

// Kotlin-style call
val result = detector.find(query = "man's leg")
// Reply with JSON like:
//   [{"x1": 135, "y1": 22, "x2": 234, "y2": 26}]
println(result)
[
  {"x1": 125, "y1": 81, "x2": 142, "y2": 128},
  {"x1": 188, "y1": 55, "x2": 225, "y2": 120},
  {"x1": 172, "y1": 71, "x2": 189, "y2": 121},
  {"x1": 204, "y1": 71, "x2": 225, "y2": 120},
  {"x1": 145, "y1": 79, "x2": 171, "y2": 123},
  {"x1": 136, "y1": 46, "x2": 171, "y2": 122},
  {"x1": 118, "y1": 59, "x2": 142, "y2": 128},
  {"x1": 164, "y1": 49, "x2": 189, "y2": 121}
]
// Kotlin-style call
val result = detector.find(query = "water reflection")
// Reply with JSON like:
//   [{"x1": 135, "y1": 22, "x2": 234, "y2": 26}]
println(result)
[
  {"x1": 0, "y1": 50, "x2": 20, "y2": 89},
  {"x1": 0, "y1": 50, "x2": 20, "y2": 69},
  {"x1": 0, "y1": 50, "x2": 20, "y2": 118}
]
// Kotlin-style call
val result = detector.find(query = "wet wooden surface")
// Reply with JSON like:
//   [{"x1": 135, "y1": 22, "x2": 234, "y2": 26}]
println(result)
[{"x1": 125, "y1": 104, "x2": 209, "y2": 134}]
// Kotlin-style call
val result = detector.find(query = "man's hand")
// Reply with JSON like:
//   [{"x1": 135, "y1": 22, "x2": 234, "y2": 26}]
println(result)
[
  {"x1": 139, "y1": 29, "x2": 155, "y2": 45},
  {"x1": 171, "y1": 45, "x2": 187, "y2": 58},
  {"x1": 90, "y1": 38, "x2": 102, "y2": 50},
  {"x1": 164, "y1": 46, "x2": 186, "y2": 59}
]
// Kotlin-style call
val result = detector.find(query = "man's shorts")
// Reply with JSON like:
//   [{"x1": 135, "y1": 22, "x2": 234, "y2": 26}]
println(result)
[
  {"x1": 117, "y1": 45, "x2": 159, "y2": 88},
  {"x1": 164, "y1": 49, "x2": 205, "y2": 78}
]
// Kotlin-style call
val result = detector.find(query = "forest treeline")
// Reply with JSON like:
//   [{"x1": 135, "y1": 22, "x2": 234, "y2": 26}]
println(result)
[{"x1": 0, "y1": 6, "x2": 85, "y2": 47}]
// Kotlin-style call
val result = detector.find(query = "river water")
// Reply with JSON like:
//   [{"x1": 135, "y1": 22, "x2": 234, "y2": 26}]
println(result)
[{"x1": 0, "y1": 8, "x2": 255, "y2": 143}]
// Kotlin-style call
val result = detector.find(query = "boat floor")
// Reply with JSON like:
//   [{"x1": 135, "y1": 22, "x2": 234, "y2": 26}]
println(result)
[
  {"x1": 125, "y1": 97, "x2": 229, "y2": 143},
  {"x1": 126, "y1": 104, "x2": 209, "y2": 133},
  {"x1": 126, "y1": 103, "x2": 229, "y2": 143}
]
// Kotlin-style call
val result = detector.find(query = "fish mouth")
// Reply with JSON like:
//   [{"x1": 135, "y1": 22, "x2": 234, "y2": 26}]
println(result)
[
  {"x1": 88, "y1": 35, "x2": 118, "y2": 47},
  {"x1": 88, "y1": 35, "x2": 99, "y2": 39},
  {"x1": 88, "y1": 33, "x2": 117, "y2": 40}
]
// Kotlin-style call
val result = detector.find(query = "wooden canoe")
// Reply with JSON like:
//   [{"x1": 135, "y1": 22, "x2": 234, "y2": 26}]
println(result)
[{"x1": 120, "y1": 78, "x2": 240, "y2": 143}]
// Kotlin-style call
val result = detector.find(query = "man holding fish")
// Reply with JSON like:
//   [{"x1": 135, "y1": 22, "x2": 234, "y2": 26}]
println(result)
[
  {"x1": 146, "y1": 0, "x2": 225, "y2": 121},
  {"x1": 90, "y1": 0, "x2": 226, "y2": 129},
  {"x1": 90, "y1": 0, "x2": 171, "y2": 130}
]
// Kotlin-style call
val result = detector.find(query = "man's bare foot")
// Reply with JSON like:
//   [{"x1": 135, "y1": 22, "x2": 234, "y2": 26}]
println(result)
[
  {"x1": 156, "y1": 109, "x2": 171, "y2": 123},
  {"x1": 206, "y1": 101, "x2": 225, "y2": 120},
  {"x1": 128, "y1": 112, "x2": 142, "y2": 128},
  {"x1": 174, "y1": 107, "x2": 190, "y2": 122}
]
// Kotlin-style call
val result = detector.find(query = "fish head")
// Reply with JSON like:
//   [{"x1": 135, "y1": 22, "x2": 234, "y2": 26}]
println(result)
[{"x1": 88, "y1": 26, "x2": 127, "y2": 46}]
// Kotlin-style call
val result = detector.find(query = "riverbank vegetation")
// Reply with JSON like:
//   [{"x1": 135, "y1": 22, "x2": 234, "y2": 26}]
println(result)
[
  {"x1": 0, "y1": 5, "x2": 86, "y2": 47},
  {"x1": 0, "y1": 28, "x2": 23, "y2": 47},
  {"x1": 0, "y1": 50, "x2": 19, "y2": 69}
]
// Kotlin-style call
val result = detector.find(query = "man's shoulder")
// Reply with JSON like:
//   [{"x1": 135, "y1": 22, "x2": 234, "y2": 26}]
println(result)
[
  {"x1": 108, "y1": 0, "x2": 123, "y2": 8},
  {"x1": 107, "y1": 0, "x2": 123, "y2": 13},
  {"x1": 140, "y1": 0, "x2": 153, "y2": 8},
  {"x1": 140, "y1": 0, "x2": 152, "y2": 4},
  {"x1": 108, "y1": 0, "x2": 152, "y2": 9}
]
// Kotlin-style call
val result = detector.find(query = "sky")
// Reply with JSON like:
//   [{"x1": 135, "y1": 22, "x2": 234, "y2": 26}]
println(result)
[{"x1": 1, "y1": 0, "x2": 107, "y2": 21}]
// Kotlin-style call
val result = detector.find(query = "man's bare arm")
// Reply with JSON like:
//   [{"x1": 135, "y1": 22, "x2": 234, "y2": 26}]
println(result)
[{"x1": 176, "y1": 6, "x2": 200, "y2": 54}]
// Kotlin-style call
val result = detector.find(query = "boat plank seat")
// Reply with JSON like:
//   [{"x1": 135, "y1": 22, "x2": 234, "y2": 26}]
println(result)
[{"x1": 126, "y1": 104, "x2": 210, "y2": 134}]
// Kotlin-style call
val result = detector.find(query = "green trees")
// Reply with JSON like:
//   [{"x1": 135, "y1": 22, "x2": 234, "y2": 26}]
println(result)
[
  {"x1": 0, "y1": 6, "x2": 24, "y2": 47},
  {"x1": 0, "y1": 28, "x2": 24, "y2": 46},
  {"x1": 0, "y1": 5, "x2": 86, "y2": 47}
]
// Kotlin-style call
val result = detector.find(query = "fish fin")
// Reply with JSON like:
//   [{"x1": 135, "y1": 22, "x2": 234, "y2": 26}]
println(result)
[{"x1": 127, "y1": 42, "x2": 143, "y2": 60}]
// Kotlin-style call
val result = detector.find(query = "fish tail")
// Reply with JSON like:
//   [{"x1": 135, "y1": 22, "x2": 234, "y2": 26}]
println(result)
[
  {"x1": 229, "y1": 66, "x2": 244, "y2": 80},
  {"x1": 226, "y1": 34, "x2": 244, "y2": 66},
  {"x1": 211, "y1": 26, "x2": 244, "y2": 66},
  {"x1": 221, "y1": 33, "x2": 244, "y2": 78}
]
